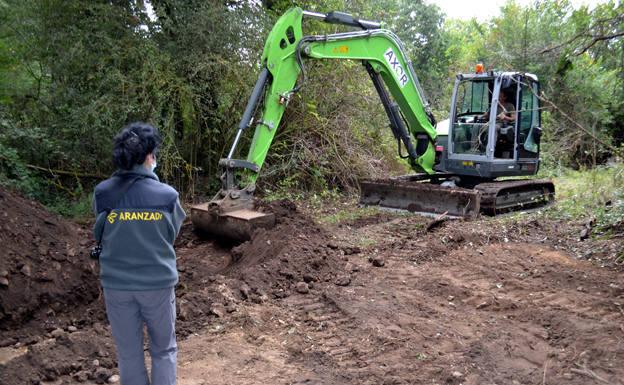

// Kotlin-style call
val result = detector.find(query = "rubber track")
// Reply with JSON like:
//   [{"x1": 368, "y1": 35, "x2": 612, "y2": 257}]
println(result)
[{"x1": 474, "y1": 179, "x2": 555, "y2": 215}]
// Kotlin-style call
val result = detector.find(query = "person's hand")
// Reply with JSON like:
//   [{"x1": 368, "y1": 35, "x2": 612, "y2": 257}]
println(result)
[{"x1": 497, "y1": 113, "x2": 511, "y2": 122}]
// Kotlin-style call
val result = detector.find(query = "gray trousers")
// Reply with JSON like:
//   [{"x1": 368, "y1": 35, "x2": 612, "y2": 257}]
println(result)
[{"x1": 103, "y1": 287, "x2": 177, "y2": 385}]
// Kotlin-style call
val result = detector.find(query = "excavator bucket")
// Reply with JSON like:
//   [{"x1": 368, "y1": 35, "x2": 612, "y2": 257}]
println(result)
[
  {"x1": 191, "y1": 194, "x2": 275, "y2": 242},
  {"x1": 359, "y1": 178, "x2": 481, "y2": 218}
]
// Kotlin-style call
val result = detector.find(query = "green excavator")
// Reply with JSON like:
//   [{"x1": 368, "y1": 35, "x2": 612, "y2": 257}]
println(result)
[{"x1": 191, "y1": 8, "x2": 554, "y2": 240}]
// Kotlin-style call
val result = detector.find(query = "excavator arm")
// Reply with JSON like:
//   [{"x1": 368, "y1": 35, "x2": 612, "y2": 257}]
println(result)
[
  {"x1": 244, "y1": 8, "x2": 437, "y2": 180},
  {"x1": 192, "y1": 7, "x2": 439, "y2": 240}
]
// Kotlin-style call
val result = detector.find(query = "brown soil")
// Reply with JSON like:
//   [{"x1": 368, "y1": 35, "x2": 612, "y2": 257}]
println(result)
[
  {"x1": 1, "y1": 188, "x2": 623, "y2": 385},
  {"x1": 0, "y1": 188, "x2": 100, "y2": 333}
]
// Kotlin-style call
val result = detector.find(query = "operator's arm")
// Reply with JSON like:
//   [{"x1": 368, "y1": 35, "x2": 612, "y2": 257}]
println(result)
[{"x1": 497, "y1": 102, "x2": 516, "y2": 122}]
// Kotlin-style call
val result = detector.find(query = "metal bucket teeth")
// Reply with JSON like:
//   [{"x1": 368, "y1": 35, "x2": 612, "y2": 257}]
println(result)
[{"x1": 359, "y1": 179, "x2": 481, "y2": 218}]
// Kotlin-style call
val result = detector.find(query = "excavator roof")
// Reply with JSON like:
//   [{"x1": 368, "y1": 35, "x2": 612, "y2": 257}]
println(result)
[{"x1": 457, "y1": 71, "x2": 539, "y2": 82}]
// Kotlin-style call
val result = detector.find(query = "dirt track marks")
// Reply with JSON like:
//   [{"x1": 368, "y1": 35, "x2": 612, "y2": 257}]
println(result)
[{"x1": 284, "y1": 294, "x2": 372, "y2": 382}]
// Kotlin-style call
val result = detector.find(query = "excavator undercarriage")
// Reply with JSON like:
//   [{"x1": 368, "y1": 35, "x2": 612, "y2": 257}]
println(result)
[{"x1": 360, "y1": 176, "x2": 554, "y2": 218}]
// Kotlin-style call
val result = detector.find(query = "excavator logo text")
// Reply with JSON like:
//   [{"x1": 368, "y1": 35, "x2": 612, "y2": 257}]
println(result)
[{"x1": 384, "y1": 47, "x2": 409, "y2": 88}]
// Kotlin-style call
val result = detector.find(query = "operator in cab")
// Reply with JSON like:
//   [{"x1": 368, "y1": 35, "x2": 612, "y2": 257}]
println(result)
[
  {"x1": 479, "y1": 89, "x2": 516, "y2": 158},
  {"x1": 92, "y1": 122, "x2": 186, "y2": 385},
  {"x1": 480, "y1": 89, "x2": 516, "y2": 124}
]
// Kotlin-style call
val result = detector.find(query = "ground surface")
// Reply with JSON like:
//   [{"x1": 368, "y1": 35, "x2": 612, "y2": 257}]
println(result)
[{"x1": 1, "y1": 188, "x2": 623, "y2": 384}]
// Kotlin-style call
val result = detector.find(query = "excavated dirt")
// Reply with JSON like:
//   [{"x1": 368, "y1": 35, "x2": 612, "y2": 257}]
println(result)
[
  {"x1": 0, "y1": 188, "x2": 99, "y2": 333},
  {"x1": 0, "y1": 187, "x2": 623, "y2": 385}
]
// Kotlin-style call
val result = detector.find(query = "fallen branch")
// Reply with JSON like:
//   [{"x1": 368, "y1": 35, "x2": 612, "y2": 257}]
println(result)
[
  {"x1": 22, "y1": 163, "x2": 106, "y2": 179},
  {"x1": 570, "y1": 366, "x2": 610, "y2": 384},
  {"x1": 538, "y1": 93, "x2": 622, "y2": 157},
  {"x1": 426, "y1": 211, "x2": 448, "y2": 232},
  {"x1": 0, "y1": 153, "x2": 106, "y2": 179}
]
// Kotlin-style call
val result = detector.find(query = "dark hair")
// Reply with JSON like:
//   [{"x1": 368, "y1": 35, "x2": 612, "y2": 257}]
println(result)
[{"x1": 112, "y1": 122, "x2": 162, "y2": 170}]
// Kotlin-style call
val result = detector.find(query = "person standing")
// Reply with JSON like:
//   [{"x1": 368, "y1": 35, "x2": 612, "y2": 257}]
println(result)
[{"x1": 92, "y1": 122, "x2": 185, "y2": 385}]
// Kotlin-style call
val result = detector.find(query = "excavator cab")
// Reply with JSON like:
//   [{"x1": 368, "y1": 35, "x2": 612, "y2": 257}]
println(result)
[{"x1": 437, "y1": 71, "x2": 543, "y2": 178}]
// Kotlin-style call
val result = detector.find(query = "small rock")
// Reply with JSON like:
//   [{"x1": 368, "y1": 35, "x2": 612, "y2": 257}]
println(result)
[
  {"x1": 327, "y1": 242, "x2": 339, "y2": 249},
  {"x1": 295, "y1": 282, "x2": 310, "y2": 294},
  {"x1": 302, "y1": 274, "x2": 316, "y2": 283},
  {"x1": 35, "y1": 272, "x2": 54, "y2": 282},
  {"x1": 334, "y1": 275, "x2": 351, "y2": 287},
  {"x1": 38, "y1": 245, "x2": 49, "y2": 256},
  {"x1": 43, "y1": 372, "x2": 58, "y2": 381},
  {"x1": 476, "y1": 302, "x2": 489, "y2": 309},
  {"x1": 74, "y1": 370, "x2": 89, "y2": 382},
  {"x1": 279, "y1": 269, "x2": 295, "y2": 279},
  {"x1": 67, "y1": 326, "x2": 78, "y2": 333},
  {"x1": 0, "y1": 270, "x2": 8, "y2": 277},
  {"x1": 0, "y1": 337, "x2": 17, "y2": 347},
  {"x1": 107, "y1": 374, "x2": 120, "y2": 383},
  {"x1": 0, "y1": 277, "x2": 8, "y2": 287},
  {"x1": 93, "y1": 367, "x2": 112, "y2": 383},
  {"x1": 576, "y1": 286, "x2": 586, "y2": 292},
  {"x1": 50, "y1": 252, "x2": 67, "y2": 262},
  {"x1": 92, "y1": 359, "x2": 100, "y2": 367},
  {"x1": 210, "y1": 304, "x2": 225, "y2": 318},
  {"x1": 97, "y1": 349, "x2": 108, "y2": 357},
  {"x1": 25, "y1": 335, "x2": 41, "y2": 345},
  {"x1": 451, "y1": 371, "x2": 463, "y2": 378},
  {"x1": 50, "y1": 328, "x2": 65, "y2": 338},
  {"x1": 177, "y1": 265, "x2": 186, "y2": 273},
  {"x1": 239, "y1": 283, "x2": 251, "y2": 299},
  {"x1": 447, "y1": 295, "x2": 455, "y2": 301},
  {"x1": 369, "y1": 256, "x2": 385, "y2": 267}
]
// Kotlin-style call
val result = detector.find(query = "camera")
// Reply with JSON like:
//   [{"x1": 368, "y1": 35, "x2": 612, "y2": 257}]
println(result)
[{"x1": 90, "y1": 245, "x2": 102, "y2": 260}]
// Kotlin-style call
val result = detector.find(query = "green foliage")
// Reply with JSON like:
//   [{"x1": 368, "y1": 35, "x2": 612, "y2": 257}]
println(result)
[
  {"x1": 44, "y1": 192, "x2": 94, "y2": 221},
  {"x1": 545, "y1": 163, "x2": 624, "y2": 236},
  {"x1": 0, "y1": 0, "x2": 622, "y2": 218},
  {"x1": 320, "y1": 205, "x2": 382, "y2": 225}
]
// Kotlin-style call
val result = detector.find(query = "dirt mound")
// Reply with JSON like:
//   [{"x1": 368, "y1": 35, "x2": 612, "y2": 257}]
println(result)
[
  {"x1": 174, "y1": 199, "x2": 354, "y2": 335},
  {"x1": 230, "y1": 200, "x2": 353, "y2": 297},
  {"x1": 0, "y1": 188, "x2": 99, "y2": 332}
]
